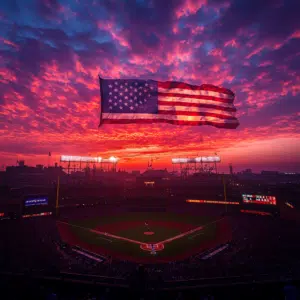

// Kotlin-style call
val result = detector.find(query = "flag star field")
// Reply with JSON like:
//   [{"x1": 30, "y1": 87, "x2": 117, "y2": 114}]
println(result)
[{"x1": 102, "y1": 80, "x2": 157, "y2": 114}]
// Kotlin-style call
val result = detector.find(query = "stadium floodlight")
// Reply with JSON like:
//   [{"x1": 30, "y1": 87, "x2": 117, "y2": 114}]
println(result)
[
  {"x1": 109, "y1": 156, "x2": 118, "y2": 163},
  {"x1": 172, "y1": 156, "x2": 221, "y2": 164},
  {"x1": 195, "y1": 156, "x2": 221, "y2": 163},
  {"x1": 171, "y1": 158, "x2": 196, "y2": 163},
  {"x1": 60, "y1": 155, "x2": 102, "y2": 163},
  {"x1": 101, "y1": 156, "x2": 119, "y2": 163}
]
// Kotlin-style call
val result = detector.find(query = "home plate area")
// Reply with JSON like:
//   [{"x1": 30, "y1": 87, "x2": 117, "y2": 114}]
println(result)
[
  {"x1": 57, "y1": 213, "x2": 232, "y2": 263},
  {"x1": 140, "y1": 243, "x2": 164, "y2": 255}
]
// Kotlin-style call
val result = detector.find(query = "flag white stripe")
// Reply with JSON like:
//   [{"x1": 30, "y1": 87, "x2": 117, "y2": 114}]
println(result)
[
  {"x1": 102, "y1": 113, "x2": 238, "y2": 124},
  {"x1": 158, "y1": 96, "x2": 236, "y2": 108},
  {"x1": 158, "y1": 105, "x2": 235, "y2": 117},
  {"x1": 158, "y1": 87, "x2": 234, "y2": 99}
]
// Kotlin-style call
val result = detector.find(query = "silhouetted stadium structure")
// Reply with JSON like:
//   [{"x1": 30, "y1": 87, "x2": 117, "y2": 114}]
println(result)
[{"x1": 0, "y1": 160, "x2": 300, "y2": 299}]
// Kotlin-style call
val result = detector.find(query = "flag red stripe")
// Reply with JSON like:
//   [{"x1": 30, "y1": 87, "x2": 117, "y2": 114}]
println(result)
[
  {"x1": 102, "y1": 119, "x2": 239, "y2": 129},
  {"x1": 158, "y1": 110, "x2": 237, "y2": 119},
  {"x1": 158, "y1": 81, "x2": 234, "y2": 96},
  {"x1": 158, "y1": 92, "x2": 233, "y2": 103},
  {"x1": 158, "y1": 100, "x2": 237, "y2": 112}
]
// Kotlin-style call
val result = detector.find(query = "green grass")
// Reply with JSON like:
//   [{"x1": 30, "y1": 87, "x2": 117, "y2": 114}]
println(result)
[
  {"x1": 65, "y1": 212, "x2": 220, "y2": 259},
  {"x1": 161, "y1": 223, "x2": 217, "y2": 257}
]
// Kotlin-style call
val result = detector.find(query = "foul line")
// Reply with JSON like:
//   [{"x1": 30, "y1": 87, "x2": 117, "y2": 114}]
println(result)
[
  {"x1": 58, "y1": 221, "x2": 96, "y2": 232},
  {"x1": 161, "y1": 226, "x2": 203, "y2": 244},
  {"x1": 201, "y1": 244, "x2": 229, "y2": 260},
  {"x1": 90, "y1": 229, "x2": 143, "y2": 245},
  {"x1": 188, "y1": 232, "x2": 204, "y2": 240},
  {"x1": 159, "y1": 217, "x2": 226, "y2": 245},
  {"x1": 57, "y1": 221, "x2": 142, "y2": 245},
  {"x1": 95, "y1": 236, "x2": 113, "y2": 243}
]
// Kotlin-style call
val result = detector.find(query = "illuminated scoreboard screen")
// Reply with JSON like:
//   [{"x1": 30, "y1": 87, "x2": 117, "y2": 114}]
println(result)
[
  {"x1": 22, "y1": 195, "x2": 52, "y2": 218},
  {"x1": 24, "y1": 197, "x2": 48, "y2": 207},
  {"x1": 242, "y1": 194, "x2": 276, "y2": 205}
]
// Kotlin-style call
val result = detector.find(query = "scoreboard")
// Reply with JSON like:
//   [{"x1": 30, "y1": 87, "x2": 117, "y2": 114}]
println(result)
[
  {"x1": 242, "y1": 194, "x2": 276, "y2": 206},
  {"x1": 24, "y1": 197, "x2": 48, "y2": 207},
  {"x1": 22, "y1": 195, "x2": 52, "y2": 218}
]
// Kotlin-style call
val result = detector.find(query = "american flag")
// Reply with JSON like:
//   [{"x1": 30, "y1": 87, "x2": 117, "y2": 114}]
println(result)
[{"x1": 99, "y1": 78, "x2": 239, "y2": 129}]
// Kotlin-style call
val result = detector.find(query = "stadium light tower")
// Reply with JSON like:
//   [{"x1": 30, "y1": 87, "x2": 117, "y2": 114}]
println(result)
[
  {"x1": 171, "y1": 156, "x2": 221, "y2": 177},
  {"x1": 109, "y1": 156, "x2": 118, "y2": 163},
  {"x1": 109, "y1": 156, "x2": 118, "y2": 171},
  {"x1": 60, "y1": 155, "x2": 119, "y2": 174}
]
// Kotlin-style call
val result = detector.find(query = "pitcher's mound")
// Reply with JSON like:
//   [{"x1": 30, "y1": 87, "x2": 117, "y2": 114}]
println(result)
[{"x1": 144, "y1": 231, "x2": 154, "y2": 235}]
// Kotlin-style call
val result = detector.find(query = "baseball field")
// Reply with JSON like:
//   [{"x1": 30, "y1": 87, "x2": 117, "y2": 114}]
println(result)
[{"x1": 57, "y1": 211, "x2": 232, "y2": 263}]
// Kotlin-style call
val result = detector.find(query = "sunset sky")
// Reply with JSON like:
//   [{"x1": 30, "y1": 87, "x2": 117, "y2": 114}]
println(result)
[{"x1": 0, "y1": 0, "x2": 300, "y2": 173}]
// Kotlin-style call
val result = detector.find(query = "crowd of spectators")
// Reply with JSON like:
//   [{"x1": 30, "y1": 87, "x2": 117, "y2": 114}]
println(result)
[
  {"x1": 1, "y1": 269, "x2": 299, "y2": 300},
  {"x1": 0, "y1": 217, "x2": 61, "y2": 273}
]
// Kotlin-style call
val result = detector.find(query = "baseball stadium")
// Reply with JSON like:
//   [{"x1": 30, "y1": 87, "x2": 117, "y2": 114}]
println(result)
[{"x1": 0, "y1": 155, "x2": 300, "y2": 299}]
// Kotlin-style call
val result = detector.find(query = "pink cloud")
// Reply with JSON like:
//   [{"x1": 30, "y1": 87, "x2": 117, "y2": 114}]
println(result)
[
  {"x1": 224, "y1": 39, "x2": 239, "y2": 48},
  {"x1": 246, "y1": 45, "x2": 265, "y2": 59},
  {"x1": 0, "y1": 68, "x2": 17, "y2": 83},
  {"x1": 290, "y1": 30, "x2": 300, "y2": 39},
  {"x1": 2, "y1": 38, "x2": 19, "y2": 49},
  {"x1": 97, "y1": 20, "x2": 131, "y2": 49},
  {"x1": 175, "y1": 0, "x2": 207, "y2": 18},
  {"x1": 258, "y1": 60, "x2": 273, "y2": 67},
  {"x1": 190, "y1": 25, "x2": 205, "y2": 35},
  {"x1": 208, "y1": 48, "x2": 226, "y2": 63},
  {"x1": 210, "y1": 64, "x2": 221, "y2": 72}
]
